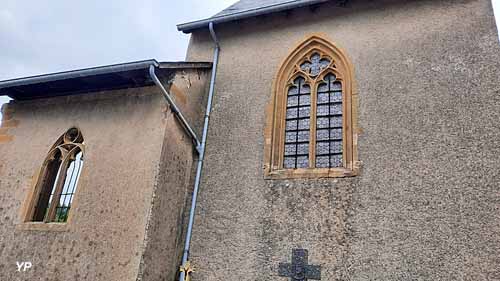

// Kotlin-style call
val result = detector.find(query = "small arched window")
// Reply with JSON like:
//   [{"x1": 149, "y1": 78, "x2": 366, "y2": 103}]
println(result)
[
  {"x1": 27, "y1": 128, "x2": 84, "y2": 223},
  {"x1": 264, "y1": 35, "x2": 359, "y2": 179}
]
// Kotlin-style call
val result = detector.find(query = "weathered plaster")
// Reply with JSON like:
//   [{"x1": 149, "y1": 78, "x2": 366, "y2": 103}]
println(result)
[
  {"x1": 0, "y1": 88, "x2": 165, "y2": 280},
  {"x1": 0, "y1": 67, "x2": 210, "y2": 281},
  {"x1": 185, "y1": 0, "x2": 500, "y2": 280}
]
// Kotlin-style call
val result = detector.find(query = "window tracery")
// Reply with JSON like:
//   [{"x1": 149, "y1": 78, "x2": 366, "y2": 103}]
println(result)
[
  {"x1": 27, "y1": 127, "x2": 84, "y2": 223},
  {"x1": 264, "y1": 35, "x2": 358, "y2": 179}
]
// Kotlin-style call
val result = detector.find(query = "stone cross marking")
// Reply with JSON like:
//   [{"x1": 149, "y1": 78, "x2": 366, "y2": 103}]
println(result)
[{"x1": 278, "y1": 249, "x2": 321, "y2": 281}]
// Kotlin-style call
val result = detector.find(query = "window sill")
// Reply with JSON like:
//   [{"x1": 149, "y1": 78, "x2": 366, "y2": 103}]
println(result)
[
  {"x1": 16, "y1": 222, "x2": 69, "y2": 232},
  {"x1": 264, "y1": 166, "x2": 359, "y2": 180}
]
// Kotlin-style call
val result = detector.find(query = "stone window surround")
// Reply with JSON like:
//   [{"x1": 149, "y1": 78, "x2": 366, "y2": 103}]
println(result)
[
  {"x1": 17, "y1": 127, "x2": 85, "y2": 231},
  {"x1": 264, "y1": 34, "x2": 359, "y2": 179}
]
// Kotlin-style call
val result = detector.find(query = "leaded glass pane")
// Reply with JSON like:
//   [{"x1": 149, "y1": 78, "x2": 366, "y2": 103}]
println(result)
[
  {"x1": 317, "y1": 117, "x2": 329, "y2": 129},
  {"x1": 297, "y1": 143, "x2": 309, "y2": 155},
  {"x1": 317, "y1": 129, "x2": 330, "y2": 141},
  {"x1": 298, "y1": 119, "x2": 310, "y2": 130},
  {"x1": 324, "y1": 73, "x2": 337, "y2": 82},
  {"x1": 286, "y1": 120, "x2": 297, "y2": 130},
  {"x1": 298, "y1": 107, "x2": 310, "y2": 118},
  {"x1": 331, "y1": 155, "x2": 343, "y2": 167},
  {"x1": 330, "y1": 91, "x2": 342, "y2": 102},
  {"x1": 288, "y1": 86, "x2": 298, "y2": 95},
  {"x1": 297, "y1": 156, "x2": 308, "y2": 168},
  {"x1": 318, "y1": 83, "x2": 329, "y2": 92},
  {"x1": 300, "y1": 84, "x2": 311, "y2": 94},
  {"x1": 331, "y1": 81, "x2": 342, "y2": 91},
  {"x1": 311, "y1": 53, "x2": 321, "y2": 62},
  {"x1": 295, "y1": 76, "x2": 306, "y2": 85},
  {"x1": 300, "y1": 61, "x2": 311, "y2": 72},
  {"x1": 286, "y1": 108, "x2": 298, "y2": 119},
  {"x1": 317, "y1": 105, "x2": 329, "y2": 116},
  {"x1": 315, "y1": 73, "x2": 344, "y2": 168},
  {"x1": 297, "y1": 131, "x2": 309, "y2": 142},
  {"x1": 299, "y1": 95, "x2": 310, "y2": 105},
  {"x1": 330, "y1": 116, "x2": 342, "y2": 127},
  {"x1": 316, "y1": 156, "x2": 330, "y2": 168},
  {"x1": 319, "y1": 58, "x2": 330, "y2": 69},
  {"x1": 318, "y1": 92, "x2": 329, "y2": 104},
  {"x1": 284, "y1": 144, "x2": 296, "y2": 156},
  {"x1": 330, "y1": 141, "x2": 343, "y2": 153},
  {"x1": 330, "y1": 104, "x2": 342, "y2": 115},
  {"x1": 284, "y1": 157, "x2": 296, "y2": 169},
  {"x1": 285, "y1": 132, "x2": 297, "y2": 143},
  {"x1": 316, "y1": 141, "x2": 329, "y2": 155},
  {"x1": 287, "y1": 96, "x2": 298, "y2": 107},
  {"x1": 330, "y1": 128, "x2": 342, "y2": 139}
]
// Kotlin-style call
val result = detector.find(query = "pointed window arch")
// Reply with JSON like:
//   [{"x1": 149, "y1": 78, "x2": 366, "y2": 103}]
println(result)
[
  {"x1": 26, "y1": 127, "x2": 85, "y2": 223},
  {"x1": 264, "y1": 35, "x2": 359, "y2": 179}
]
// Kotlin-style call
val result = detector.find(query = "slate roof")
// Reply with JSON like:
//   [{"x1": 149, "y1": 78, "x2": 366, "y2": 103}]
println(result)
[
  {"x1": 214, "y1": 0, "x2": 318, "y2": 17},
  {"x1": 177, "y1": 0, "x2": 331, "y2": 33}
]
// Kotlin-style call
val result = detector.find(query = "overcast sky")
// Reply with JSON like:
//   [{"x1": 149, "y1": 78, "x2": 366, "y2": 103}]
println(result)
[
  {"x1": 0, "y1": 0, "x2": 499, "y2": 118},
  {"x1": 0, "y1": 0, "x2": 236, "y2": 115}
]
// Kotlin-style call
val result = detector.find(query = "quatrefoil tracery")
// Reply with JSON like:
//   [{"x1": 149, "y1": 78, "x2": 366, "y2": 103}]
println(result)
[{"x1": 293, "y1": 51, "x2": 336, "y2": 80}]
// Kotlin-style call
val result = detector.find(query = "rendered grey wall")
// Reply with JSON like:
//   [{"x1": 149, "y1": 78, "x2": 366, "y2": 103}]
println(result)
[
  {"x1": 138, "y1": 69, "x2": 210, "y2": 281},
  {"x1": 0, "y1": 88, "x2": 167, "y2": 281},
  {"x1": 185, "y1": 0, "x2": 500, "y2": 280}
]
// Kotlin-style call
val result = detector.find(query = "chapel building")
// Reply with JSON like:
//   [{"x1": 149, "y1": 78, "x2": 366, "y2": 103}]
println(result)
[{"x1": 0, "y1": 0, "x2": 499, "y2": 280}]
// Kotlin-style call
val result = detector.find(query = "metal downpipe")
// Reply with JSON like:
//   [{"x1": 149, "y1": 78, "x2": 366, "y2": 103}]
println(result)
[
  {"x1": 149, "y1": 65, "x2": 201, "y2": 149},
  {"x1": 179, "y1": 21, "x2": 220, "y2": 281}
]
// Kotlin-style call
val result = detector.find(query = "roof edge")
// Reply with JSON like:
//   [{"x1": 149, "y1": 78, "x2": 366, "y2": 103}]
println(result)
[
  {"x1": 0, "y1": 59, "x2": 159, "y2": 89},
  {"x1": 159, "y1": 61, "x2": 212, "y2": 69},
  {"x1": 177, "y1": 0, "x2": 330, "y2": 33},
  {"x1": 0, "y1": 60, "x2": 213, "y2": 90}
]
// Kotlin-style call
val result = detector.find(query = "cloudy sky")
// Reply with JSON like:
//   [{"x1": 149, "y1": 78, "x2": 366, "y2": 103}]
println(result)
[
  {"x1": 0, "y1": 0, "x2": 499, "y2": 118},
  {"x1": 0, "y1": 0, "x2": 236, "y2": 115}
]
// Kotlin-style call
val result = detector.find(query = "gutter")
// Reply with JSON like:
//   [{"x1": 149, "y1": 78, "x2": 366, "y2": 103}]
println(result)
[
  {"x1": 149, "y1": 66, "x2": 201, "y2": 149},
  {"x1": 179, "y1": 21, "x2": 220, "y2": 281},
  {"x1": 177, "y1": 0, "x2": 330, "y2": 33}
]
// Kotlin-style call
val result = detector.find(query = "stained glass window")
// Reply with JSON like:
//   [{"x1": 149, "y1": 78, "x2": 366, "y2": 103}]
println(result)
[
  {"x1": 283, "y1": 77, "x2": 311, "y2": 169},
  {"x1": 283, "y1": 55, "x2": 345, "y2": 170},
  {"x1": 266, "y1": 36, "x2": 356, "y2": 178}
]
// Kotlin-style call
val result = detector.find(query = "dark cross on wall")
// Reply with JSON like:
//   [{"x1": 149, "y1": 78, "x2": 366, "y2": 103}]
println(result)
[{"x1": 278, "y1": 249, "x2": 321, "y2": 281}]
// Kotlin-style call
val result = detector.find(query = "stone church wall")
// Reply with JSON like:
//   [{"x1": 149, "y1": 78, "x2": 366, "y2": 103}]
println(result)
[{"x1": 185, "y1": 0, "x2": 500, "y2": 280}]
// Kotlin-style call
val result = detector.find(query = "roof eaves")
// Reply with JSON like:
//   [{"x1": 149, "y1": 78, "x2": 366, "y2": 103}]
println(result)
[
  {"x1": 177, "y1": 0, "x2": 330, "y2": 33},
  {"x1": 0, "y1": 59, "x2": 159, "y2": 89},
  {"x1": 0, "y1": 60, "x2": 213, "y2": 100},
  {"x1": 159, "y1": 61, "x2": 212, "y2": 69}
]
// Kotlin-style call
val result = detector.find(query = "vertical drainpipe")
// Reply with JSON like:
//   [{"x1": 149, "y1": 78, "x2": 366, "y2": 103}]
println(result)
[{"x1": 179, "y1": 21, "x2": 220, "y2": 281}]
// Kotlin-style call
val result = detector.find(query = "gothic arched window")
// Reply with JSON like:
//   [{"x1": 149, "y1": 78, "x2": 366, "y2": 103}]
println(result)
[
  {"x1": 264, "y1": 35, "x2": 359, "y2": 179},
  {"x1": 26, "y1": 128, "x2": 84, "y2": 223}
]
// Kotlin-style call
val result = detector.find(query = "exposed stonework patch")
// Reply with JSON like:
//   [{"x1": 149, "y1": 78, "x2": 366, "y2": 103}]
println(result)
[
  {"x1": 0, "y1": 102, "x2": 17, "y2": 143},
  {"x1": 0, "y1": 135, "x2": 14, "y2": 143}
]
